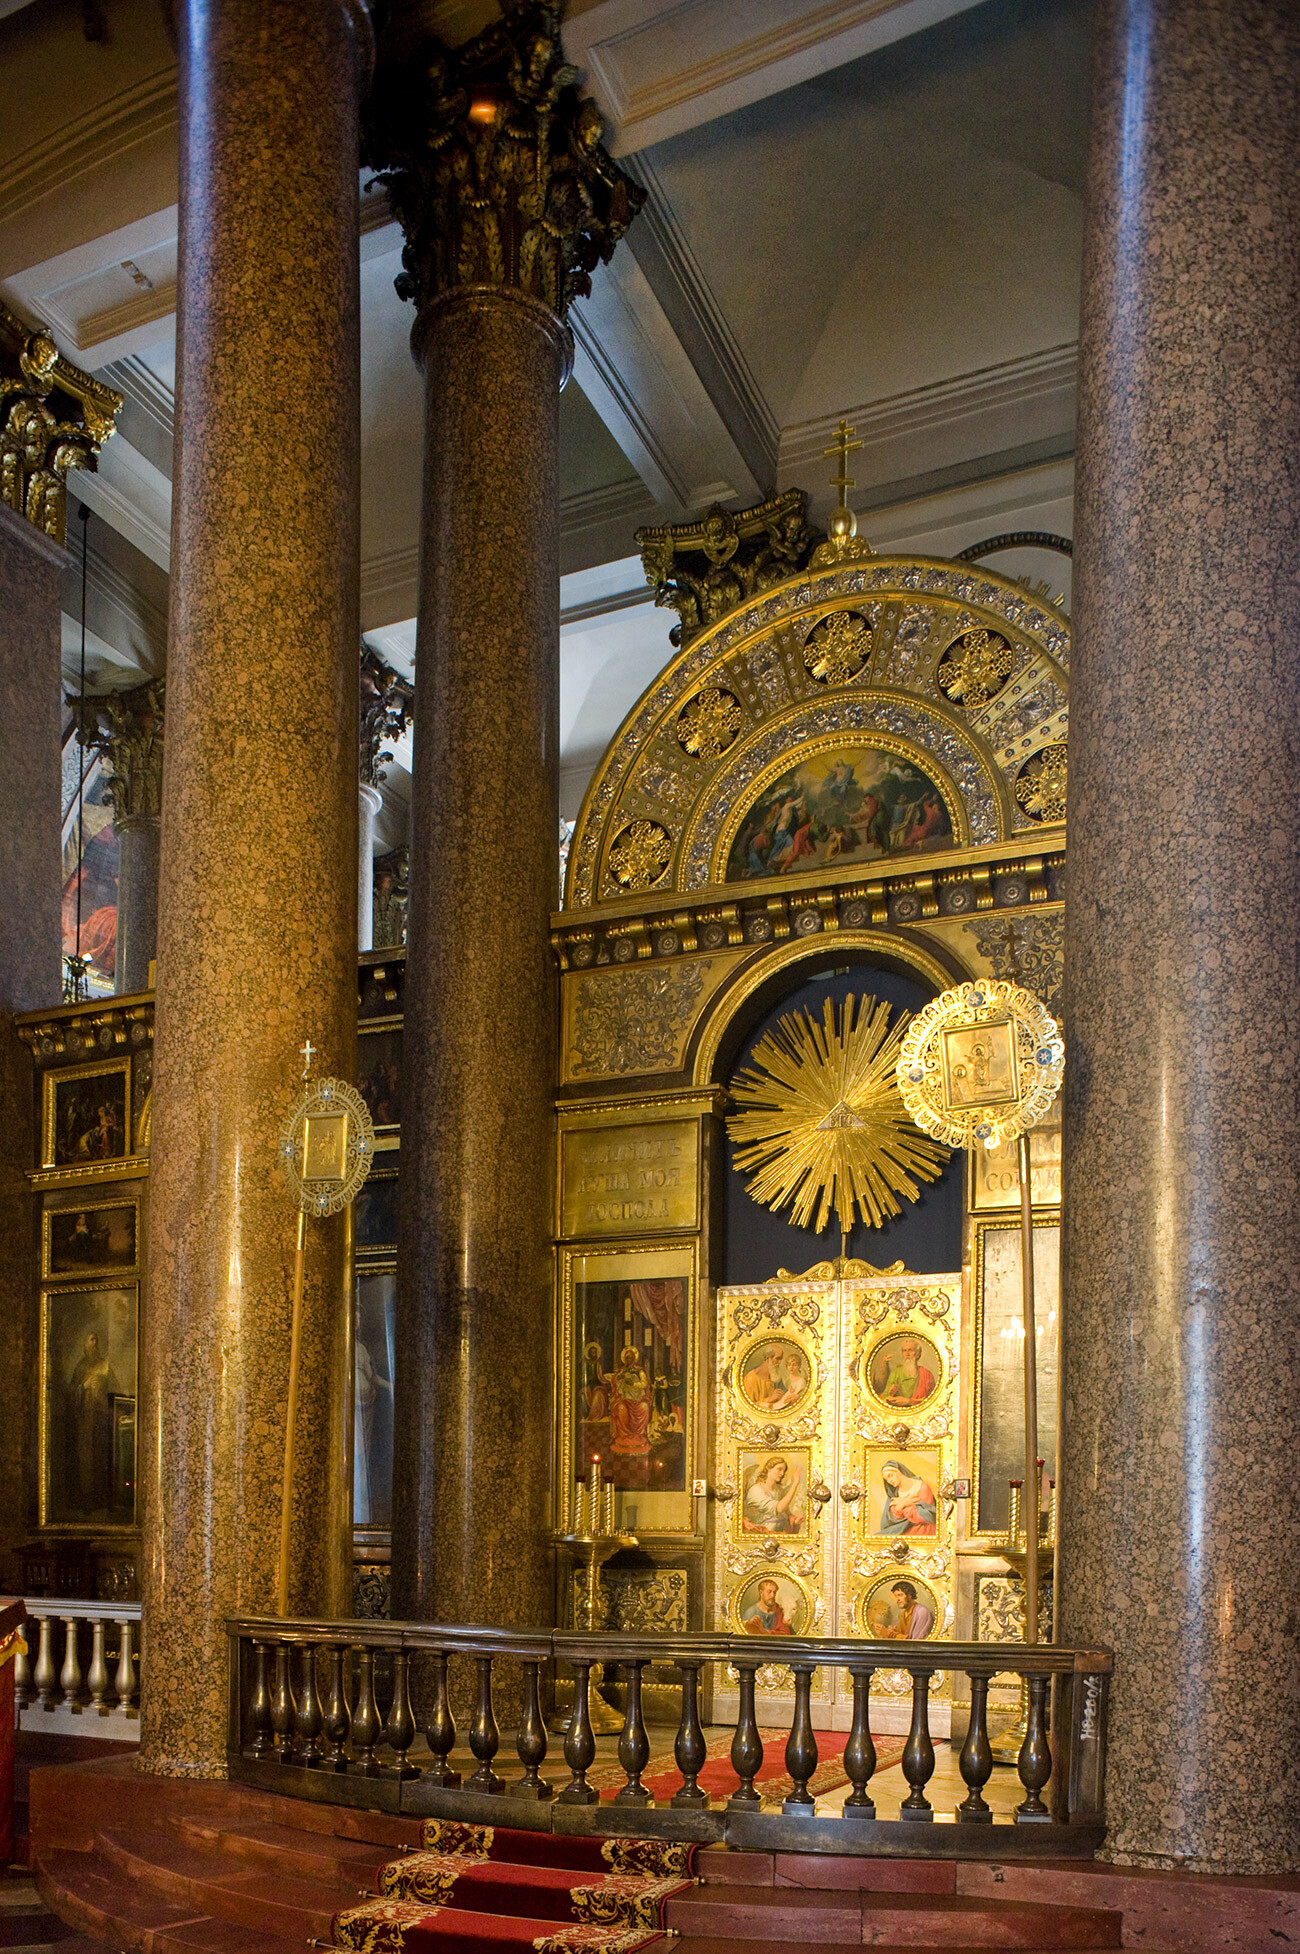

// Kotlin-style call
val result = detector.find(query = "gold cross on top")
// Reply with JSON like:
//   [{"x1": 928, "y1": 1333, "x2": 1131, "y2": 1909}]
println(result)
[
  {"x1": 823, "y1": 418, "x2": 863, "y2": 508},
  {"x1": 299, "y1": 1039, "x2": 316, "y2": 1077}
]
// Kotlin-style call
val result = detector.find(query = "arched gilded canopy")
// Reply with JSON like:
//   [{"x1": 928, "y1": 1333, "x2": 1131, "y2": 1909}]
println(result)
[{"x1": 565, "y1": 547, "x2": 1069, "y2": 910}]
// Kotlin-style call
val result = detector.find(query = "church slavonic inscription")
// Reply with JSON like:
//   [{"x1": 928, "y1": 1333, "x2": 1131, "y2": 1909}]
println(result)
[{"x1": 561, "y1": 1121, "x2": 699, "y2": 1239}]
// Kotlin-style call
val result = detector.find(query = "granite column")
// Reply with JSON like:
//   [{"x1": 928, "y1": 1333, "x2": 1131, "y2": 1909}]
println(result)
[
  {"x1": 140, "y1": 0, "x2": 368, "y2": 1775},
  {"x1": 1060, "y1": 0, "x2": 1300, "y2": 1871},
  {"x1": 363, "y1": 6, "x2": 643, "y2": 1626}
]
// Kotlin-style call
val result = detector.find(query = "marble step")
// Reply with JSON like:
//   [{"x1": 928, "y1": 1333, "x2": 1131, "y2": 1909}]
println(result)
[
  {"x1": 174, "y1": 1815, "x2": 387, "y2": 1885},
  {"x1": 669, "y1": 1882, "x2": 1124, "y2": 1947},
  {"x1": 92, "y1": 1826, "x2": 356, "y2": 1942}
]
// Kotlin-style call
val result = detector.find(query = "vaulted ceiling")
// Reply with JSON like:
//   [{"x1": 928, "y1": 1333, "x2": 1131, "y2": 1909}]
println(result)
[{"x1": 0, "y1": 0, "x2": 1091, "y2": 828}]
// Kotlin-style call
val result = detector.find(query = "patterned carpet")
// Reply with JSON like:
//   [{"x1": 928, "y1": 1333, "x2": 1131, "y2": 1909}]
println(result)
[{"x1": 585, "y1": 1726, "x2": 908, "y2": 1802}]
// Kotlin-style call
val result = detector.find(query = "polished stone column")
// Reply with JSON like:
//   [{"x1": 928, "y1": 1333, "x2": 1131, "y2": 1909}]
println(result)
[
  {"x1": 140, "y1": 0, "x2": 368, "y2": 1776},
  {"x1": 363, "y1": 5, "x2": 642, "y2": 1626},
  {"x1": 1061, "y1": 0, "x2": 1300, "y2": 1873},
  {"x1": 74, "y1": 679, "x2": 164, "y2": 994},
  {"x1": 358, "y1": 783, "x2": 381, "y2": 951}
]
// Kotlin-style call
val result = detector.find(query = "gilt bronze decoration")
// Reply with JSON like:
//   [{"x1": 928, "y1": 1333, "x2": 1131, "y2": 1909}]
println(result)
[
  {"x1": 937, "y1": 628, "x2": 1013, "y2": 709},
  {"x1": 1014, "y1": 743, "x2": 1067, "y2": 822},
  {"x1": 637, "y1": 490, "x2": 822, "y2": 647},
  {"x1": 728, "y1": 993, "x2": 948, "y2": 1235},
  {"x1": 896, "y1": 980, "x2": 1063, "y2": 1153},
  {"x1": 0, "y1": 299, "x2": 121, "y2": 543},
  {"x1": 607, "y1": 820, "x2": 672, "y2": 893},
  {"x1": 361, "y1": 3, "x2": 644, "y2": 325},
  {"x1": 676, "y1": 685, "x2": 742, "y2": 760}
]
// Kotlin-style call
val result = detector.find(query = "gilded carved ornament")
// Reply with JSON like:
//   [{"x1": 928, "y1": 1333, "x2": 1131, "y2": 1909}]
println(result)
[
  {"x1": 0, "y1": 300, "x2": 121, "y2": 545},
  {"x1": 359, "y1": 645, "x2": 414, "y2": 788},
  {"x1": 72, "y1": 679, "x2": 164, "y2": 823},
  {"x1": 1014, "y1": 741, "x2": 1067, "y2": 822},
  {"x1": 361, "y1": 3, "x2": 644, "y2": 322},
  {"x1": 636, "y1": 490, "x2": 823, "y2": 648}
]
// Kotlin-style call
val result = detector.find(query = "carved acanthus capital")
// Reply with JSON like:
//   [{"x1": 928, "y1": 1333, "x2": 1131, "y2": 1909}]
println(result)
[
  {"x1": 360, "y1": 645, "x2": 414, "y2": 787},
  {"x1": 636, "y1": 490, "x2": 824, "y2": 647},
  {"x1": 72, "y1": 678, "x2": 165, "y2": 823},
  {"x1": 1, "y1": 300, "x2": 121, "y2": 544},
  {"x1": 361, "y1": 2, "x2": 645, "y2": 325}
]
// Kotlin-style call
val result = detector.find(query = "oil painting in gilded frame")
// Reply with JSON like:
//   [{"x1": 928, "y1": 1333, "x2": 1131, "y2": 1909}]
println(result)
[
  {"x1": 862, "y1": 1446, "x2": 942, "y2": 1540},
  {"x1": 354, "y1": 1265, "x2": 395, "y2": 1528},
  {"x1": 859, "y1": 1568, "x2": 941, "y2": 1642},
  {"x1": 40, "y1": 1282, "x2": 138, "y2": 1530},
  {"x1": 971, "y1": 1215, "x2": 1060, "y2": 1536},
  {"x1": 731, "y1": 1330, "x2": 816, "y2": 1424},
  {"x1": 355, "y1": 1165, "x2": 398, "y2": 1256},
  {"x1": 862, "y1": 1327, "x2": 944, "y2": 1416},
  {"x1": 736, "y1": 1444, "x2": 812, "y2": 1544},
  {"x1": 730, "y1": 1565, "x2": 814, "y2": 1638},
  {"x1": 560, "y1": 1242, "x2": 695, "y2": 1538},
  {"x1": 42, "y1": 1061, "x2": 131, "y2": 1170},
  {"x1": 357, "y1": 1021, "x2": 401, "y2": 1132},
  {"x1": 43, "y1": 1196, "x2": 139, "y2": 1283}
]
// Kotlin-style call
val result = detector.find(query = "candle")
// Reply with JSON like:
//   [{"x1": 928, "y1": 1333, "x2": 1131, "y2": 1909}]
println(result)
[
  {"x1": 574, "y1": 1481, "x2": 586, "y2": 1536},
  {"x1": 602, "y1": 1479, "x2": 614, "y2": 1535}
]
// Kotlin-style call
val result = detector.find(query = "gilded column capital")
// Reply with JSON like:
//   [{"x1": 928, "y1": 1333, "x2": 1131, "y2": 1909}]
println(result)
[
  {"x1": 360, "y1": 644, "x2": 414, "y2": 787},
  {"x1": 1, "y1": 301, "x2": 121, "y2": 545},
  {"x1": 362, "y1": 2, "x2": 645, "y2": 341},
  {"x1": 73, "y1": 677, "x2": 165, "y2": 824},
  {"x1": 636, "y1": 491, "x2": 825, "y2": 647}
]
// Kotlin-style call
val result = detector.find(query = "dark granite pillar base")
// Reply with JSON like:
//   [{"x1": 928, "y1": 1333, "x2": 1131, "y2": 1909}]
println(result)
[
  {"x1": 1061, "y1": 0, "x2": 1300, "y2": 1873},
  {"x1": 115, "y1": 814, "x2": 159, "y2": 996},
  {"x1": 140, "y1": 0, "x2": 368, "y2": 1776},
  {"x1": 392, "y1": 287, "x2": 566, "y2": 1635},
  {"x1": 0, "y1": 503, "x2": 65, "y2": 1591}
]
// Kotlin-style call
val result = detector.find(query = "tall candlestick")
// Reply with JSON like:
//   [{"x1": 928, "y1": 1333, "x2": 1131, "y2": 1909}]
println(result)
[{"x1": 602, "y1": 1478, "x2": 614, "y2": 1535}]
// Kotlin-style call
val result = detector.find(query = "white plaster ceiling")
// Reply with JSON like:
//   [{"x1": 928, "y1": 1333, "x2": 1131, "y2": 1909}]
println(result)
[{"x1": 0, "y1": 0, "x2": 1091, "y2": 842}]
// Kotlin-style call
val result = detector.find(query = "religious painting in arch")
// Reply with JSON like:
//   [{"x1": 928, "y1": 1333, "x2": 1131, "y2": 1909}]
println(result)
[
  {"x1": 860, "y1": 1570, "x2": 941, "y2": 1642},
  {"x1": 737, "y1": 1445, "x2": 812, "y2": 1543},
  {"x1": 863, "y1": 1446, "x2": 941, "y2": 1539},
  {"x1": 731, "y1": 1566, "x2": 813, "y2": 1638},
  {"x1": 862, "y1": 1328, "x2": 944, "y2": 1416},
  {"x1": 723, "y1": 744, "x2": 956, "y2": 882},
  {"x1": 575, "y1": 1277, "x2": 687, "y2": 1494}
]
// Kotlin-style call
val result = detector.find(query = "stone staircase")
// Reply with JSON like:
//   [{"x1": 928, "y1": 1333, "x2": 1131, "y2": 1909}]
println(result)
[{"x1": 25, "y1": 1758, "x2": 1198, "y2": 1952}]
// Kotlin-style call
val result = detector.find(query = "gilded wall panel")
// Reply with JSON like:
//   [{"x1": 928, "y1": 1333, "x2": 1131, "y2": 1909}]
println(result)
[{"x1": 561, "y1": 951, "x2": 743, "y2": 1083}]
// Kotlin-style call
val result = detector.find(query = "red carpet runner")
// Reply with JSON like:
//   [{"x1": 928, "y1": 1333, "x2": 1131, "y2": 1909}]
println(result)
[{"x1": 332, "y1": 1820, "x2": 696, "y2": 1954}]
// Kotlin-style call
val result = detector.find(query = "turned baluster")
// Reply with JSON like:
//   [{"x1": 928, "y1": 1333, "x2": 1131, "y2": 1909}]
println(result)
[
  {"x1": 671, "y1": 1660, "x2": 708, "y2": 1809},
  {"x1": 782, "y1": 1663, "x2": 819, "y2": 1812},
  {"x1": 33, "y1": 1617, "x2": 56, "y2": 1710},
  {"x1": 957, "y1": 1673, "x2": 994, "y2": 1823},
  {"x1": 557, "y1": 1661, "x2": 598, "y2": 1805},
  {"x1": 113, "y1": 1620, "x2": 136, "y2": 1711},
  {"x1": 900, "y1": 1669, "x2": 936, "y2": 1820},
  {"x1": 423, "y1": 1651, "x2": 460, "y2": 1787},
  {"x1": 466, "y1": 1655, "x2": 503, "y2": 1793},
  {"x1": 728, "y1": 1663, "x2": 763, "y2": 1809},
  {"x1": 13, "y1": 1627, "x2": 29, "y2": 1708},
  {"x1": 247, "y1": 1642, "x2": 273, "y2": 1756},
  {"x1": 615, "y1": 1657, "x2": 651, "y2": 1806},
  {"x1": 59, "y1": 1616, "x2": 82, "y2": 1708},
  {"x1": 385, "y1": 1649, "x2": 419, "y2": 1780},
  {"x1": 349, "y1": 1646, "x2": 381, "y2": 1775},
  {"x1": 270, "y1": 1644, "x2": 295, "y2": 1760},
  {"x1": 842, "y1": 1665, "x2": 876, "y2": 1819},
  {"x1": 295, "y1": 1644, "x2": 324, "y2": 1765},
  {"x1": 322, "y1": 1647, "x2": 349, "y2": 1770},
  {"x1": 513, "y1": 1658, "x2": 551, "y2": 1800},
  {"x1": 1015, "y1": 1673, "x2": 1053, "y2": 1824},
  {"x1": 86, "y1": 1621, "x2": 109, "y2": 1714}
]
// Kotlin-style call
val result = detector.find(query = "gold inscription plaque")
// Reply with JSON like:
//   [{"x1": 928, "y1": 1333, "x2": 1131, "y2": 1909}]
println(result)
[
  {"x1": 969, "y1": 1113, "x2": 1062, "y2": 1213},
  {"x1": 560, "y1": 1120, "x2": 699, "y2": 1239}
]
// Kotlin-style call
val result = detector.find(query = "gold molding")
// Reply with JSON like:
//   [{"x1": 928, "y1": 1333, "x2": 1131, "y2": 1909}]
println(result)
[{"x1": 690, "y1": 928, "x2": 955, "y2": 1086}]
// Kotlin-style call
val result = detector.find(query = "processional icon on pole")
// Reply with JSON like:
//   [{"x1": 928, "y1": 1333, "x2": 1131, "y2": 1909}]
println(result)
[{"x1": 275, "y1": 1038, "x2": 376, "y2": 1618}]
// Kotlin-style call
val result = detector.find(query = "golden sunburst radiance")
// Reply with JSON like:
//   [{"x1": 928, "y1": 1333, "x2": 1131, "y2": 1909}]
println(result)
[{"x1": 727, "y1": 993, "x2": 950, "y2": 1235}]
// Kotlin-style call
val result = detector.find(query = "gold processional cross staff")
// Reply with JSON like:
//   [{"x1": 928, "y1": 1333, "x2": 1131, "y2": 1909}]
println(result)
[{"x1": 275, "y1": 1037, "x2": 375, "y2": 1618}]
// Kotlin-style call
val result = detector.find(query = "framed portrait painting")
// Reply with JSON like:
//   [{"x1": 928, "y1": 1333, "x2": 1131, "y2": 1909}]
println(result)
[
  {"x1": 357, "y1": 1022, "x2": 402, "y2": 1132},
  {"x1": 355, "y1": 1165, "x2": 398, "y2": 1256},
  {"x1": 43, "y1": 1197, "x2": 139, "y2": 1282},
  {"x1": 863, "y1": 1447, "x2": 942, "y2": 1539},
  {"x1": 354, "y1": 1268, "x2": 395, "y2": 1529},
  {"x1": 860, "y1": 1569, "x2": 940, "y2": 1642},
  {"x1": 862, "y1": 1328, "x2": 943, "y2": 1415},
  {"x1": 736, "y1": 1445, "x2": 812, "y2": 1543},
  {"x1": 40, "y1": 1283, "x2": 138, "y2": 1529},
  {"x1": 729, "y1": 1566, "x2": 812, "y2": 1638},
  {"x1": 42, "y1": 1062, "x2": 130, "y2": 1170},
  {"x1": 731, "y1": 1332, "x2": 816, "y2": 1422}
]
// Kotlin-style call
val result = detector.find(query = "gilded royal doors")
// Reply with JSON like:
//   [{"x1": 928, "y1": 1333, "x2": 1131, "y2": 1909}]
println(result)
[{"x1": 711, "y1": 1268, "x2": 960, "y2": 1732}]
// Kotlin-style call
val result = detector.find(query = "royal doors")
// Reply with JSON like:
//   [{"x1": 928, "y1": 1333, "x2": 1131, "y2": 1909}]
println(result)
[{"x1": 710, "y1": 1264, "x2": 960, "y2": 1733}]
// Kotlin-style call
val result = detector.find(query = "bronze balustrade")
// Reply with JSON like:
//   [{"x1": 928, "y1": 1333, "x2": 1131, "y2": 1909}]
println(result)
[{"x1": 225, "y1": 1617, "x2": 1110, "y2": 1858}]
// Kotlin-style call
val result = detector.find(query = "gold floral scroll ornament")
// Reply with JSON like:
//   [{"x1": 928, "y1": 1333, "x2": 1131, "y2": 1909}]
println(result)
[
  {"x1": 677, "y1": 685, "x2": 742, "y2": 759},
  {"x1": 608, "y1": 819, "x2": 672, "y2": 892},
  {"x1": 1015, "y1": 742, "x2": 1067, "y2": 822},
  {"x1": 727, "y1": 993, "x2": 949, "y2": 1234},
  {"x1": 803, "y1": 609, "x2": 870, "y2": 685},
  {"x1": 937, "y1": 627, "x2": 1013, "y2": 707},
  {"x1": 895, "y1": 979, "x2": 1064, "y2": 1150}
]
